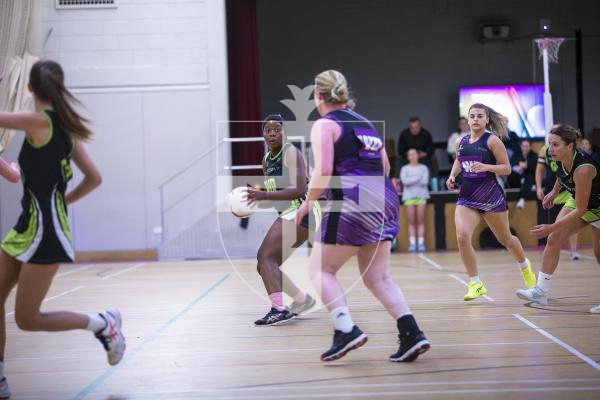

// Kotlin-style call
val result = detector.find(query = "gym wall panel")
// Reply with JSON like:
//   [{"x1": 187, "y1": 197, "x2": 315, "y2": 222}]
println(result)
[
  {"x1": 70, "y1": 91, "x2": 147, "y2": 251},
  {"x1": 0, "y1": 0, "x2": 230, "y2": 255},
  {"x1": 142, "y1": 88, "x2": 213, "y2": 248}
]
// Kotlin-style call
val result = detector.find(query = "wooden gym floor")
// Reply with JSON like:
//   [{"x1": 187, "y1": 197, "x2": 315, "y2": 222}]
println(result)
[{"x1": 3, "y1": 249, "x2": 600, "y2": 399}]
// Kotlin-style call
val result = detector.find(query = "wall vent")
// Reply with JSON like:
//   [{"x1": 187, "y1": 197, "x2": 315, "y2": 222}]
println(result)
[{"x1": 56, "y1": 0, "x2": 117, "y2": 10}]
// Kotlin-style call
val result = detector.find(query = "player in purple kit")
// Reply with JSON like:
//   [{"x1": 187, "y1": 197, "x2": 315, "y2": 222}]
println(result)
[
  {"x1": 296, "y1": 69, "x2": 429, "y2": 362},
  {"x1": 446, "y1": 103, "x2": 536, "y2": 300}
]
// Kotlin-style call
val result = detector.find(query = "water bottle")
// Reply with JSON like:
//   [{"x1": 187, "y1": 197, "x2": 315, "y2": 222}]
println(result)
[{"x1": 431, "y1": 177, "x2": 439, "y2": 191}]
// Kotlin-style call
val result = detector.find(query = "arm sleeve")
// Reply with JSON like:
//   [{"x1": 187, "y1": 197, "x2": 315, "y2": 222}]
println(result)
[
  {"x1": 419, "y1": 165, "x2": 430, "y2": 186},
  {"x1": 425, "y1": 130, "x2": 435, "y2": 157},
  {"x1": 397, "y1": 131, "x2": 406, "y2": 158},
  {"x1": 526, "y1": 153, "x2": 538, "y2": 174},
  {"x1": 400, "y1": 166, "x2": 420, "y2": 186}
]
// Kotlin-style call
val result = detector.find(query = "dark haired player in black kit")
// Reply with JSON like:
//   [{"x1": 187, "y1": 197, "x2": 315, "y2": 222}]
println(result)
[{"x1": 246, "y1": 114, "x2": 322, "y2": 326}]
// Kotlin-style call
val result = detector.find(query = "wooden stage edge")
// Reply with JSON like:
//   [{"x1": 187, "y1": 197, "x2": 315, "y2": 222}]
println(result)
[{"x1": 75, "y1": 249, "x2": 158, "y2": 262}]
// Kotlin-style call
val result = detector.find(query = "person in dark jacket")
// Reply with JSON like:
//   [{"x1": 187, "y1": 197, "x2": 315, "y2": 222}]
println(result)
[
  {"x1": 397, "y1": 117, "x2": 437, "y2": 177},
  {"x1": 508, "y1": 140, "x2": 537, "y2": 208}
]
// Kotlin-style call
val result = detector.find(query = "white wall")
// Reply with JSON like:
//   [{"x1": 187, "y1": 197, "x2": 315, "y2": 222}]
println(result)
[{"x1": 0, "y1": 0, "x2": 229, "y2": 252}]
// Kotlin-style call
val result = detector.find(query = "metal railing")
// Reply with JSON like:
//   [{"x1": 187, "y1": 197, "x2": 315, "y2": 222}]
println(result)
[{"x1": 158, "y1": 135, "x2": 306, "y2": 259}]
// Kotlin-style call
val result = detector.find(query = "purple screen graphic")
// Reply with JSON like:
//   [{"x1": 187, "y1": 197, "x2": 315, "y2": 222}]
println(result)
[{"x1": 459, "y1": 85, "x2": 545, "y2": 138}]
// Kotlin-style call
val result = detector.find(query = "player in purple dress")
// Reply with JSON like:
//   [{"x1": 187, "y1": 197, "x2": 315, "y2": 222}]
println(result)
[
  {"x1": 446, "y1": 103, "x2": 536, "y2": 300},
  {"x1": 296, "y1": 70, "x2": 429, "y2": 363}
]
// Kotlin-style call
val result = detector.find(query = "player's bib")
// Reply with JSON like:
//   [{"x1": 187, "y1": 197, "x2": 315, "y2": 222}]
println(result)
[
  {"x1": 459, "y1": 155, "x2": 486, "y2": 178},
  {"x1": 354, "y1": 127, "x2": 382, "y2": 159}
]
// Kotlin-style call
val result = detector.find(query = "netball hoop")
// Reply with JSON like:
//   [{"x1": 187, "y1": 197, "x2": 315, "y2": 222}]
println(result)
[{"x1": 535, "y1": 37, "x2": 564, "y2": 138}]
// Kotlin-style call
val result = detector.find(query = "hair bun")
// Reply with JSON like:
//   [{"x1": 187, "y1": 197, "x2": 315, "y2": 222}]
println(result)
[{"x1": 315, "y1": 69, "x2": 356, "y2": 109}]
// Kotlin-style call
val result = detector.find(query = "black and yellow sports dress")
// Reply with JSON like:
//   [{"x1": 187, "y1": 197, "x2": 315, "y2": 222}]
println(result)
[
  {"x1": 1, "y1": 109, "x2": 74, "y2": 264},
  {"x1": 555, "y1": 148, "x2": 600, "y2": 227},
  {"x1": 538, "y1": 144, "x2": 573, "y2": 223},
  {"x1": 263, "y1": 142, "x2": 322, "y2": 230}
]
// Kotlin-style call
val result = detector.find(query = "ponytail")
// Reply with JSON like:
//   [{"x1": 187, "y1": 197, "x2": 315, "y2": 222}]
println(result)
[
  {"x1": 469, "y1": 103, "x2": 508, "y2": 139},
  {"x1": 29, "y1": 60, "x2": 93, "y2": 141}
]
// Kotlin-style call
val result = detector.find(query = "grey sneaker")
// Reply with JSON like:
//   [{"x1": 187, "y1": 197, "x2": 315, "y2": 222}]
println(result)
[
  {"x1": 95, "y1": 309, "x2": 126, "y2": 366},
  {"x1": 516, "y1": 285, "x2": 548, "y2": 305},
  {"x1": 0, "y1": 377, "x2": 10, "y2": 399},
  {"x1": 590, "y1": 305, "x2": 600, "y2": 314},
  {"x1": 289, "y1": 294, "x2": 316, "y2": 315}
]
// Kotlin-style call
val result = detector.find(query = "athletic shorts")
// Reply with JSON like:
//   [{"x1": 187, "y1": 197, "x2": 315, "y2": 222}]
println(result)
[
  {"x1": 403, "y1": 197, "x2": 426, "y2": 206},
  {"x1": 564, "y1": 196, "x2": 600, "y2": 229},
  {"x1": 279, "y1": 201, "x2": 322, "y2": 231},
  {"x1": 553, "y1": 190, "x2": 572, "y2": 206}
]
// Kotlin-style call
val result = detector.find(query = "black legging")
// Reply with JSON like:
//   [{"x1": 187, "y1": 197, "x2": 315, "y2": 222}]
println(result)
[{"x1": 508, "y1": 172, "x2": 534, "y2": 199}]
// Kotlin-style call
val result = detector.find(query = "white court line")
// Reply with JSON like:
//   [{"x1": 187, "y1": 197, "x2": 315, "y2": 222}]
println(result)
[
  {"x1": 561, "y1": 250, "x2": 596, "y2": 261},
  {"x1": 417, "y1": 254, "x2": 443, "y2": 270},
  {"x1": 514, "y1": 313, "x2": 600, "y2": 371},
  {"x1": 100, "y1": 262, "x2": 145, "y2": 280},
  {"x1": 417, "y1": 254, "x2": 495, "y2": 302},
  {"x1": 6, "y1": 341, "x2": 552, "y2": 360},
  {"x1": 5, "y1": 285, "x2": 86, "y2": 317},
  {"x1": 55, "y1": 264, "x2": 95, "y2": 278},
  {"x1": 204, "y1": 386, "x2": 600, "y2": 399},
  {"x1": 209, "y1": 378, "x2": 600, "y2": 393},
  {"x1": 183, "y1": 340, "x2": 553, "y2": 355},
  {"x1": 448, "y1": 273, "x2": 495, "y2": 302}
]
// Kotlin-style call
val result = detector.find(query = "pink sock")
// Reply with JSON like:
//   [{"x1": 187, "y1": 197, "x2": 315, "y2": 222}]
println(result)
[
  {"x1": 292, "y1": 291, "x2": 306, "y2": 303},
  {"x1": 269, "y1": 292, "x2": 285, "y2": 311}
]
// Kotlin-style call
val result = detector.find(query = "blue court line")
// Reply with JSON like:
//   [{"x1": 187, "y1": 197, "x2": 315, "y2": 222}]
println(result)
[{"x1": 72, "y1": 273, "x2": 230, "y2": 400}]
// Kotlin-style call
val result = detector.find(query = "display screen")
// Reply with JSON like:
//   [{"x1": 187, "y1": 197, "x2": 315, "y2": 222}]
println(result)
[{"x1": 459, "y1": 85, "x2": 545, "y2": 138}]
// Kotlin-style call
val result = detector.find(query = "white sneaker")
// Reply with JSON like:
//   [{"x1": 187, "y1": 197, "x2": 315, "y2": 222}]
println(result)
[
  {"x1": 570, "y1": 251, "x2": 581, "y2": 260},
  {"x1": 0, "y1": 377, "x2": 10, "y2": 399},
  {"x1": 516, "y1": 285, "x2": 548, "y2": 305},
  {"x1": 591, "y1": 305, "x2": 600, "y2": 314},
  {"x1": 95, "y1": 309, "x2": 126, "y2": 366},
  {"x1": 516, "y1": 198, "x2": 525, "y2": 209}
]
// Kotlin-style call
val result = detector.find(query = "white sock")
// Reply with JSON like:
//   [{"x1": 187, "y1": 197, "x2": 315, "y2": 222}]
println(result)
[
  {"x1": 538, "y1": 272, "x2": 552, "y2": 291},
  {"x1": 469, "y1": 275, "x2": 481, "y2": 284},
  {"x1": 331, "y1": 306, "x2": 354, "y2": 333},
  {"x1": 409, "y1": 236, "x2": 416, "y2": 245},
  {"x1": 418, "y1": 236, "x2": 424, "y2": 245},
  {"x1": 517, "y1": 259, "x2": 529, "y2": 270},
  {"x1": 86, "y1": 314, "x2": 106, "y2": 333}
]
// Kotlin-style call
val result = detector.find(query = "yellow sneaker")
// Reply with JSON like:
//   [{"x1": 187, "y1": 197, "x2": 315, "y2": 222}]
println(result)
[
  {"x1": 464, "y1": 281, "x2": 487, "y2": 301},
  {"x1": 520, "y1": 259, "x2": 536, "y2": 288}
]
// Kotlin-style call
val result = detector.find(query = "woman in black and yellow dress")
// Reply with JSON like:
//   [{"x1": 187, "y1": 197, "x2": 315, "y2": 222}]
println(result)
[
  {"x1": 0, "y1": 60, "x2": 125, "y2": 398},
  {"x1": 246, "y1": 114, "x2": 322, "y2": 326}
]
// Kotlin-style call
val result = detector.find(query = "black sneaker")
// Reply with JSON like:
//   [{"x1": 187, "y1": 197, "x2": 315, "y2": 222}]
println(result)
[
  {"x1": 289, "y1": 294, "x2": 316, "y2": 315},
  {"x1": 389, "y1": 331, "x2": 430, "y2": 362},
  {"x1": 321, "y1": 325, "x2": 368, "y2": 362},
  {"x1": 254, "y1": 308, "x2": 296, "y2": 326}
]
